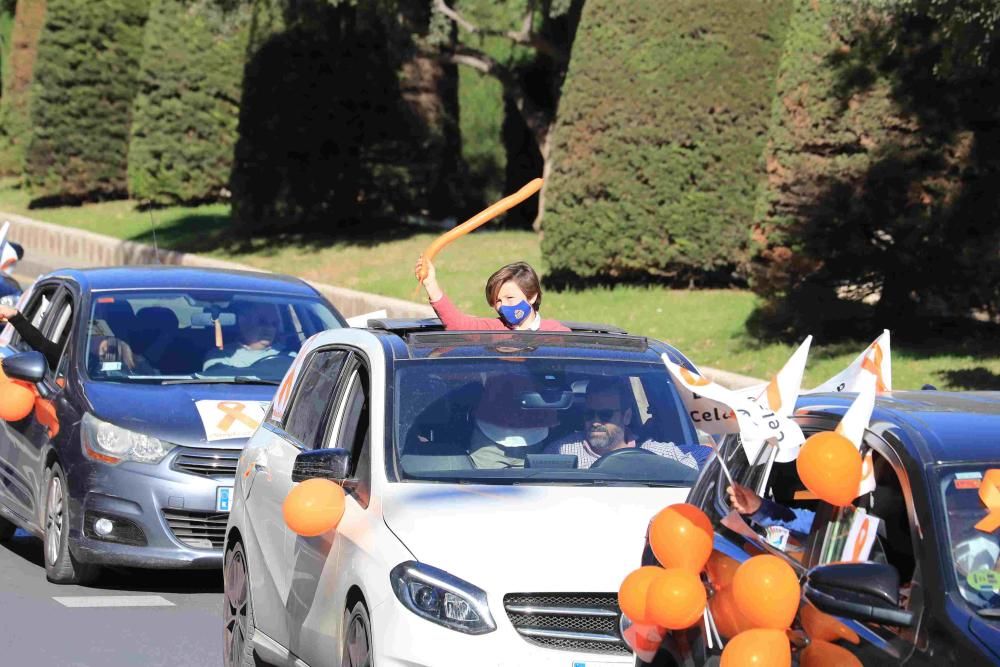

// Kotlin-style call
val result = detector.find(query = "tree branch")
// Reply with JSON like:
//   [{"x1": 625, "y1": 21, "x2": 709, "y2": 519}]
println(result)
[{"x1": 433, "y1": 0, "x2": 567, "y2": 62}]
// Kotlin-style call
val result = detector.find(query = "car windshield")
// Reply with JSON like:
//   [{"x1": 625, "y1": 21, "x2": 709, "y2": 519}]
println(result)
[
  {"x1": 84, "y1": 289, "x2": 341, "y2": 384},
  {"x1": 393, "y1": 358, "x2": 709, "y2": 486},
  {"x1": 936, "y1": 464, "x2": 1000, "y2": 612}
]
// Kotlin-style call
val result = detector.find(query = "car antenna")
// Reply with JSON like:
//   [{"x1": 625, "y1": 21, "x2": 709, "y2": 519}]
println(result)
[{"x1": 147, "y1": 205, "x2": 161, "y2": 265}]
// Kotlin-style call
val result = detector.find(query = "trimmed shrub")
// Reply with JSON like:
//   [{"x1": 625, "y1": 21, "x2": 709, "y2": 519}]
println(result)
[
  {"x1": 127, "y1": 0, "x2": 252, "y2": 205},
  {"x1": 541, "y1": 0, "x2": 791, "y2": 284},
  {"x1": 0, "y1": 0, "x2": 46, "y2": 175},
  {"x1": 749, "y1": 1, "x2": 1000, "y2": 336},
  {"x1": 24, "y1": 0, "x2": 149, "y2": 202},
  {"x1": 229, "y1": 0, "x2": 461, "y2": 235}
]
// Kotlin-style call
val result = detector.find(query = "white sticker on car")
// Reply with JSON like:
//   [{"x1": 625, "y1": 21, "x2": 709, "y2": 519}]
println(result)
[{"x1": 195, "y1": 400, "x2": 269, "y2": 441}]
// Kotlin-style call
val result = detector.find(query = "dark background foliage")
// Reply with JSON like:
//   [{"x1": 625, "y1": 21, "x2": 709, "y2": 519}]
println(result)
[{"x1": 24, "y1": 0, "x2": 149, "y2": 203}]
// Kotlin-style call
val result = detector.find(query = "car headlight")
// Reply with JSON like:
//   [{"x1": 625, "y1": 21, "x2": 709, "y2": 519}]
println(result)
[
  {"x1": 390, "y1": 561, "x2": 496, "y2": 635},
  {"x1": 81, "y1": 413, "x2": 177, "y2": 464}
]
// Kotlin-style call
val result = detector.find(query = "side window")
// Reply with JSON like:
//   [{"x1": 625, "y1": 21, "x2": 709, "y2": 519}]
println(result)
[
  {"x1": 283, "y1": 349, "x2": 349, "y2": 447},
  {"x1": 46, "y1": 293, "x2": 75, "y2": 367},
  {"x1": 11, "y1": 284, "x2": 58, "y2": 349},
  {"x1": 331, "y1": 368, "x2": 370, "y2": 481}
]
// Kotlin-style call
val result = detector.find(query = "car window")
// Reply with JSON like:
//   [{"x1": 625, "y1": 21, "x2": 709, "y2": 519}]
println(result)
[
  {"x1": 393, "y1": 359, "x2": 710, "y2": 486},
  {"x1": 82, "y1": 289, "x2": 342, "y2": 383},
  {"x1": 46, "y1": 292, "x2": 75, "y2": 367},
  {"x1": 10, "y1": 283, "x2": 58, "y2": 350},
  {"x1": 331, "y1": 367, "x2": 370, "y2": 481},
  {"x1": 283, "y1": 349, "x2": 349, "y2": 448}
]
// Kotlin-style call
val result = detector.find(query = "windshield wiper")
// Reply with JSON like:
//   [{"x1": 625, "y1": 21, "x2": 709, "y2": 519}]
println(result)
[{"x1": 162, "y1": 376, "x2": 280, "y2": 386}]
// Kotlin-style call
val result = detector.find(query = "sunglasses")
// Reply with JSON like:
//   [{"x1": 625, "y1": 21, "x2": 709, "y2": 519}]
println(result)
[{"x1": 585, "y1": 408, "x2": 620, "y2": 422}]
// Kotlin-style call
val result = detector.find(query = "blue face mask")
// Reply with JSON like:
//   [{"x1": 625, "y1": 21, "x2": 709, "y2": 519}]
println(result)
[{"x1": 498, "y1": 300, "x2": 533, "y2": 327}]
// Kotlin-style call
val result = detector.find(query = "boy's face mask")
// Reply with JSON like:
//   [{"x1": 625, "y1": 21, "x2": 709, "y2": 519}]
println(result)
[{"x1": 498, "y1": 299, "x2": 533, "y2": 327}]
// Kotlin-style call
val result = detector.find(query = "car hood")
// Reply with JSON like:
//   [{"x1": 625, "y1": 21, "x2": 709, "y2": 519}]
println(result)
[
  {"x1": 381, "y1": 482, "x2": 688, "y2": 593},
  {"x1": 83, "y1": 381, "x2": 276, "y2": 448}
]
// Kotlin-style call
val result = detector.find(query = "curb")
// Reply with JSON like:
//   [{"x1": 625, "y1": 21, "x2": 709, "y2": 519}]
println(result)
[{"x1": 0, "y1": 210, "x2": 765, "y2": 389}]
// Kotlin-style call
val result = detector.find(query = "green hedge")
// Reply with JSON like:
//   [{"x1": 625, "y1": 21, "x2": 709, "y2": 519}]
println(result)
[
  {"x1": 24, "y1": 0, "x2": 149, "y2": 202},
  {"x1": 749, "y1": 1, "x2": 1000, "y2": 333},
  {"x1": 127, "y1": 0, "x2": 251, "y2": 205},
  {"x1": 0, "y1": 0, "x2": 46, "y2": 175},
  {"x1": 230, "y1": 0, "x2": 460, "y2": 235},
  {"x1": 541, "y1": 0, "x2": 791, "y2": 283}
]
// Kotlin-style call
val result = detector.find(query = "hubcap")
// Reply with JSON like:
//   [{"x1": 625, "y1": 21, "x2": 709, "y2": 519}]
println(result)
[
  {"x1": 344, "y1": 613, "x2": 371, "y2": 667},
  {"x1": 45, "y1": 474, "x2": 63, "y2": 566},
  {"x1": 223, "y1": 547, "x2": 249, "y2": 667}
]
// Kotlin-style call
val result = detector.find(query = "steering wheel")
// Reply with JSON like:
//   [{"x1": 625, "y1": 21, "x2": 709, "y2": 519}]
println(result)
[{"x1": 590, "y1": 447, "x2": 700, "y2": 482}]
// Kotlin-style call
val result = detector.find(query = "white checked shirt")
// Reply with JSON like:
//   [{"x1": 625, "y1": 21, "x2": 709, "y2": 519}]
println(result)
[{"x1": 543, "y1": 434, "x2": 700, "y2": 470}]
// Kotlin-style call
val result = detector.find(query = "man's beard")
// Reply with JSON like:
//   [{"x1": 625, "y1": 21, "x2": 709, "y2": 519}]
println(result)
[{"x1": 588, "y1": 426, "x2": 622, "y2": 453}]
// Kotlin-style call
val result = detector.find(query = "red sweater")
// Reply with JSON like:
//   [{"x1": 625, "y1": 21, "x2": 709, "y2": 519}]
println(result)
[{"x1": 430, "y1": 294, "x2": 570, "y2": 332}]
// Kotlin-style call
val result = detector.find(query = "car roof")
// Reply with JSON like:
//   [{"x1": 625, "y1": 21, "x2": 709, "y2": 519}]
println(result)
[
  {"x1": 796, "y1": 390, "x2": 1000, "y2": 464},
  {"x1": 366, "y1": 320, "x2": 693, "y2": 366},
  {"x1": 42, "y1": 266, "x2": 322, "y2": 297}
]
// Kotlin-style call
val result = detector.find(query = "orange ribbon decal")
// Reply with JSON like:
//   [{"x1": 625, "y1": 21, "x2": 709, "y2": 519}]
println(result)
[
  {"x1": 850, "y1": 517, "x2": 870, "y2": 561},
  {"x1": 216, "y1": 401, "x2": 260, "y2": 433},
  {"x1": 860, "y1": 343, "x2": 889, "y2": 394},
  {"x1": 975, "y1": 469, "x2": 1000, "y2": 533},
  {"x1": 679, "y1": 367, "x2": 711, "y2": 387}
]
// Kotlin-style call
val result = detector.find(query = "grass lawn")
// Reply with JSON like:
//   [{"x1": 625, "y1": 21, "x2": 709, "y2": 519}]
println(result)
[{"x1": 0, "y1": 178, "x2": 996, "y2": 391}]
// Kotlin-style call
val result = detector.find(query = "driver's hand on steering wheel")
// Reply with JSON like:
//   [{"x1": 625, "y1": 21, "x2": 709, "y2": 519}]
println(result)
[{"x1": 727, "y1": 483, "x2": 762, "y2": 515}]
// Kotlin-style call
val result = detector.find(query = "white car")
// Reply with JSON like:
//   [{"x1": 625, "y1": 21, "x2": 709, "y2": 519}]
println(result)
[{"x1": 223, "y1": 320, "x2": 711, "y2": 667}]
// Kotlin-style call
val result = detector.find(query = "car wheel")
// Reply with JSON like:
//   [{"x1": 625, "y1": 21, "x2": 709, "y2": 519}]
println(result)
[
  {"x1": 0, "y1": 513, "x2": 16, "y2": 541},
  {"x1": 43, "y1": 463, "x2": 100, "y2": 585},
  {"x1": 224, "y1": 540, "x2": 262, "y2": 667},
  {"x1": 341, "y1": 600, "x2": 373, "y2": 667}
]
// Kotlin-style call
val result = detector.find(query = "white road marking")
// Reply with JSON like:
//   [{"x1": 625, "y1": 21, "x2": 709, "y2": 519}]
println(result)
[{"x1": 53, "y1": 595, "x2": 175, "y2": 608}]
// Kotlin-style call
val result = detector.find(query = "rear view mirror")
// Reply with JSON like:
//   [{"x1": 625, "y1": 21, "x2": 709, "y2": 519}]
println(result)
[
  {"x1": 292, "y1": 448, "x2": 351, "y2": 483},
  {"x1": 190, "y1": 312, "x2": 236, "y2": 328},
  {"x1": 518, "y1": 391, "x2": 574, "y2": 410},
  {"x1": 804, "y1": 562, "x2": 914, "y2": 627},
  {"x1": 2, "y1": 350, "x2": 47, "y2": 384}
]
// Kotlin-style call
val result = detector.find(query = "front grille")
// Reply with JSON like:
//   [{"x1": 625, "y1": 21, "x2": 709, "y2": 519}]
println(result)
[
  {"x1": 172, "y1": 448, "x2": 240, "y2": 478},
  {"x1": 503, "y1": 593, "x2": 628, "y2": 655},
  {"x1": 162, "y1": 509, "x2": 227, "y2": 550}
]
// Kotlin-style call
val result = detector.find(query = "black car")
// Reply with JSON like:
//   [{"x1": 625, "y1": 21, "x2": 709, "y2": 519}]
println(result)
[
  {"x1": 0, "y1": 267, "x2": 345, "y2": 584},
  {"x1": 641, "y1": 390, "x2": 1000, "y2": 666}
]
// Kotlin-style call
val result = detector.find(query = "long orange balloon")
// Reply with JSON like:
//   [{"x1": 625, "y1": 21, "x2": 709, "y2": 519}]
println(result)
[{"x1": 416, "y1": 178, "x2": 544, "y2": 281}]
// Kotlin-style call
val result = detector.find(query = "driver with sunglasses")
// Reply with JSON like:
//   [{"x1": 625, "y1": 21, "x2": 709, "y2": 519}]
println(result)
[{"x1": 544, "y1": 377, "x2": 709, "y2": 470}]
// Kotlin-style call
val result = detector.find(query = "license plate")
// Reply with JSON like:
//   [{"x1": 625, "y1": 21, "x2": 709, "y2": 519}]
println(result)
[{"x1": 216, "y1": 486, "x2": 234, "y2": 512}]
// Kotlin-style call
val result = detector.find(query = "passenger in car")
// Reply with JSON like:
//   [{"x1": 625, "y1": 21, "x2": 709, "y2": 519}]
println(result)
[
  {"x1": 544, "y1": 377, "x2": 709, "y2": 469},
  {"x1": 0, "y1": 304, "x2": 64, "y2": 368},
  {"x1": 414, "y1": 257, "x2": 570, "y2": 332},
  {"x1": 468, "y1": 374, "x2": 558, "y2": 468},
  {"x1": 203, "y1": 301, "x2": 290, "y2": 371}
]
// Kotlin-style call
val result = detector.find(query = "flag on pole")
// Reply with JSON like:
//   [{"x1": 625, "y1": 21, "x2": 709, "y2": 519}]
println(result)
[{"x1": 806, "y1": 330, "x2": 891, "y2": 395}]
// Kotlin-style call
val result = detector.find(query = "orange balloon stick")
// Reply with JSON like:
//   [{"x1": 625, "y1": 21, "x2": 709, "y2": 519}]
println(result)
[{"x1": 416, "y1": 178, "x2": 544, "y2": 281}]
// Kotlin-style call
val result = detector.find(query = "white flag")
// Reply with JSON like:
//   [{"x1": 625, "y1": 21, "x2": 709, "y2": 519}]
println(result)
[
  {"x1": 0, "y1": 221, "x2": 15, "y2": 276},
  {"x1": 807, "y1": 330, "x2": 891, "y2": 395},
  {"x1": 740, "y1": 337, "x2": 811, "y2": 463}
]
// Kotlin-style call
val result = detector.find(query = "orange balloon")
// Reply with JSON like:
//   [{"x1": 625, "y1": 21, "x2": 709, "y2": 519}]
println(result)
[
  {"x1": 721, "y1": 628, "x2": 791, "y2": 667},
  {"x1": 0, "y1": 380, "x2": 36, "y2": 421},
  {"x1": 800, "y1": 639, "x2": 863, "y2": 667},
  {"x1": 800, "y1": 602, "x2": 860, "y2": 644},
  {"x1": 618, "y1": 566, "x2": 663, "y2": 624},
  {"x1": 733, "y1": 555, "x2": 801, "y2": 630},
  {"x1": 282, "y1": 478, "x2": 346, "y2": 537},
  {"x1": 649, "y1": 503, "x2": 714, "y2": 572},
  {"x1": 646, "y1": 567, "x2": 707, "y2": 630},
  {"x1": 796, "y1": 431, "x2": 863, "y2": 506},
  {"x1": 34, "y1": 397, "x2": 59, "y2": 438},
  {"x1": 709, "y1": 586, "x2": 753, "y2": 638},
  {"x1": 416, "y1": 179, "x2": 543, "y2": 281},
  {"x1": 706, "y1": 550, "x2": 740, "y2": 589}
]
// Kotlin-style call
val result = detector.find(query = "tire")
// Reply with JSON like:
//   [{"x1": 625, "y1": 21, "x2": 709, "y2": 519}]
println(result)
[
  {"x1": 43, "y1": 463, "x2": 100, "y2": 585},
  {"x1": 0, "y1": 514, "x2": 16, "y2": 542},
  {"x1": 224, "y1": 540, "x2": 263, "y2": 667},
  {"x1": 341, "y1": 599, "x2": 373, "y2": 667}
]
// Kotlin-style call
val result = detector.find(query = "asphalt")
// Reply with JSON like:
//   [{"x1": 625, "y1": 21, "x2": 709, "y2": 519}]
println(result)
[{"x1": 1, "y1": 254, "x2": 223, "y2": 667}]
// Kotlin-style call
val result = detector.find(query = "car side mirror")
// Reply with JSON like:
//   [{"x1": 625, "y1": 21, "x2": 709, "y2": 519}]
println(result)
[
  {"x1": 2, "y1": 351, "x2": 47, "y2": 384},
  {"x1": 291, "y1": 448, "x2": 351, "y2": 483},
  {"x1": 804, "y1": 562, "x2": 914, "y2": 627}
]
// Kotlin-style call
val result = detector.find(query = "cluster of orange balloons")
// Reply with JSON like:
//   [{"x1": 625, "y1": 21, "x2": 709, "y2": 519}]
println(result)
[
  {"x1": 617, "y1": 503, "x2": 714, "y2": 657},
  {"x1": 282, "y1": 478, "x2": 346, "y2": 537},
  {"x1": 796, "y1": 431, "x2": 863, "y2": 506},
  {"x1": 0, "y1": 361, "x2": 50, "y2": 429}
]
